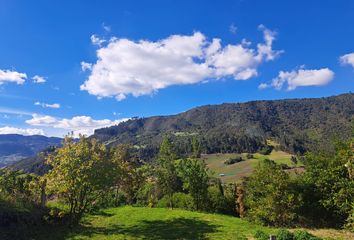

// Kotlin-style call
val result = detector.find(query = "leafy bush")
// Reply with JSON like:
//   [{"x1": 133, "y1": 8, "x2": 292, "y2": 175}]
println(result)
[
  {"x1": 171, "y1": 192, "x2": 195, "y2": 210},
  {"x1": 254, "y1": 230, "x2": 269, "y2": 240},
  {"x1": 259, "y1": 145, "x2": 273, "y2": 155},
  {"x1": 279, "y1": 163, "x2": 291, "y2": 170},
  {"x1": 277, "y1": 229, "x2": 294, "y2": 240},
  {"x1": 207, "y1": 185, "x2": 235, "y2": 215},
  {"x1": 345, "y1": 202, "x2": 354, "y2": 231},
  {"x1": 293, "y1": 230, "x2": 321, "y2": 240},
  {"x1": 246, "y1": 153, "x2": 254, "y2": 159},
  {"x1": 157, "y1": 193, "x2": 195, "y2": 210},
  {"x1": 244, "y1": 160, "x2": 302, "y2": 226},
  {"x1": 0, "y1": 169, "x2": 42, "y2": 210},
  {"x1": 136, "y1": 181, "x2": 159, "y2": 207},
  {"x1": 224, "y1": 156, "x2": 243, "y2": 165}
]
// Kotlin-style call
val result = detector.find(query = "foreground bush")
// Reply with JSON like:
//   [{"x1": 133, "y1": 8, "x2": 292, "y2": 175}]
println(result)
[
  {"x1": 254, "y1": 229, "x2": 321, "y2": 240},
  {"x1": 293, "y1": 230, "x2": 321, "y2": 240},
  {"x1": 157, "y1": 192, "x2": 195, "y2": 210},
  {"x1": 277, "y1": 229, "x2": 294, "y2": 240},
  {"x1": 244, "y1": 159, "x2": 302, "y2": 226},
  {"x1": 45, "y1": 136, "x2": 116, "y2": 223}
]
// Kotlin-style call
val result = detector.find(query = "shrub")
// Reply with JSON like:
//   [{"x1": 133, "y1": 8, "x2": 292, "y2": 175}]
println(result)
[
  {"x1": 244, "y1": 160, "x2": 302, "y2": 226},
  {"x1": 246, "y1": 153, "x2": 254, "y2": 159},
  {"x1": 279, "y1": 163, "x2": 291, "y2": 170},
  {"x1": 207, "y1": 186, "x2": 234, "y2": 215},
  {"x1": 171, "y1": 192, "x2": 195, "y2": 210},
  {"x1": 254, "y1": 230, "x2": 269, "y2": 240},
  {"x1": 277, "y1": 229, "x2": 294, "y2": 240},
  {"x1": 259, "y1": 145, "x2": 273, "y2": 155},
  {"x1": 293, "y1": 230, "x2": 321, "y2": 240},
  {"x1": 224, "y1": 156, "x2": 243, "y2": 165},
  {"x1": 136, "y1": 181, "x2": 159, "y2": 207},
  {"x1": 157, "y1": 193, "x2": 195, "y2": 210}
]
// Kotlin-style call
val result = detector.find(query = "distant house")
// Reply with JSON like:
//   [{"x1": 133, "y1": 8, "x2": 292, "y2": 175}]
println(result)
[{"x1": 219, "y1": 173, "x2": 225, "y2": 177}]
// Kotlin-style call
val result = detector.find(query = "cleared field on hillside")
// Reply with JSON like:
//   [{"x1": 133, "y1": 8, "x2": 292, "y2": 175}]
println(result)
[{"x1": 203, "y1": 150, "x2": 301, "y2": 183}]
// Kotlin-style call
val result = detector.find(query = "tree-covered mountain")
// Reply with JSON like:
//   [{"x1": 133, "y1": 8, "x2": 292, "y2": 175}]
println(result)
[
  {"x1": 8, "y1": 93, "x2": 354, "y2": 173},
  {"x1": 93, "y1": 93, "x2": 354, "y2": 160},
  {"x1": 0, "y1": 134, "x2": 62, "y2": 167}
]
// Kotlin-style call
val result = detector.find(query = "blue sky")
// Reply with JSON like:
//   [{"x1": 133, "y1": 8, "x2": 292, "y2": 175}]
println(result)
[{"x1": 0, "y1": 0, "x2": 353, "y2": 137}]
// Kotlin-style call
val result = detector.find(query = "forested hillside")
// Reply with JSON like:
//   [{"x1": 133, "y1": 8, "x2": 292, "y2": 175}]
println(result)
[{"x1": 93, "y1": 93, "x2": 354, "y2": 160}]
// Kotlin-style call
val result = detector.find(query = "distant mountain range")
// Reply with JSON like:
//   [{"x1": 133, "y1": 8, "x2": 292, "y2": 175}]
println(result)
[
  {"x1": 0, "y1": 134, "x2": 62, "y2": 167},
  {"x1": 3, "y1": 93, "x2": 354, "y2": 172}
]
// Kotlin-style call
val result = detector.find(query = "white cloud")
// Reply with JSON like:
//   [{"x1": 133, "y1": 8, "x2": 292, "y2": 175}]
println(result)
[
  {"x1": 340, "y1": 53, "x2": 354, "y2": 68},
  {"x1": 258, "y1": 83, "x2": 269, "y2": 90},
  {"x1": 91, "y1": 34, "x2": 106, "y2": 46},
  {"x1": 32, "y1": 75, "x2": 46, "y2": 83},
  {"x1": 34, "y1": 102, "x2": 61, "y2": 109},
  {"x1": 0, "y1": 126, "x2": 45, "y2": 136},
  {"x1": 0, "y1": 107, "x2": 33, "y2": 116},
  {"x1": 0, "y1": 69, "x2": 27, "y2": 85},
  {"x1": 268, "y1": 68, "x2": 334, "y2": 91},
  {"x1": 229, "y1": 24, "x2": 237, "y2": 34},
  {"x1": 26, "y1": 114, "x2": 128, "y2": 136},
  {"x1": 102, "y1": 23, "x2": 111, "y2": 32},
  {"x1": 81, "y1": 26, "x2": 282, "y2": 100},
  {"x1": 81, "y1": 61, "x2": 93, "y2": 71}
]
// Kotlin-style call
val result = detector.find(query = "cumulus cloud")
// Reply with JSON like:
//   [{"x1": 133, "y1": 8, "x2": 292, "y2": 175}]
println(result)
[
  {"x1": 34, "y1": 102, "x2": 61, "y2": 109},
  {"x1": 0, "y1": 69, "x2": 27, "y2": 85},
  {"x1": 229, "y1": 24, "x2": 237, "y2": 34},
  {"x1": 32, "y1": 75, "x2": 46, "y2": 83},
  {"x1": 266, "y1": 68, "x2": 334, "y2": 91},
  {"x1": 91, "y1": 34, "x2": 106, "y2": 46},
  {"x1": 26, "y1": 114, "x2": 128, "y2": 136},
  {"x1": 340, "y1": 53, "x2": 354, "y2": 68},
  {"x1": 0, "y1": 126, "x2": 45, "y2": 136},
  {"x1": 258, "y1": 83, "x2": 269, "y2": 90},
  {"x1": 81, "y1": 26, "x2": 282, "y2": 101},
  {"x1": 81, "y1": 61, "x2": 93, "y2": 71}
]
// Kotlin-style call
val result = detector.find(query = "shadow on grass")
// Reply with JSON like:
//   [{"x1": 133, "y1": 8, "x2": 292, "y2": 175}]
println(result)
[
  {"x1": 90, "y1": 210, "x2": 115, "y2": 217},
  {"x1": 32, "y1": 217, "x2": 219, "y2": 240},
  {"x1": 122, "y1": 218, "x2": 219, "y2": 239}
]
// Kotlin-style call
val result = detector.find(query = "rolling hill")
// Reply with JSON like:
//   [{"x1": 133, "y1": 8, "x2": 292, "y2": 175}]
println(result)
[
  {"x1": 7, "y1": 93, "x2": 354, "y2": 174},
  {"x1": 93, "y1": 93, "x2": 354, "y2": 160},
  {"x1": 0, "y1": 134, "x2": 62, "y2": 167}
]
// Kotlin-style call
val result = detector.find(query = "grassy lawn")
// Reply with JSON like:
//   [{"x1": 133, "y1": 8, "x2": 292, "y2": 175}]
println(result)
[
  {"x1": 32, "y1": 206, "x2": 274, "y2": 239},
  {"x1": 203, "y1": 150, "x2": 302, "y2": 183},
  {"x1": 28, "y1": 206, "x2": 353, "y2": 240}
]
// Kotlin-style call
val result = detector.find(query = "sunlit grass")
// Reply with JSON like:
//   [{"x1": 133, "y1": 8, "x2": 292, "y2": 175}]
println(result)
[
  {"x1": 30, "y1": 206, "x2": 353, "y2": 240},
  {"x1": 203, "y1": 149, "x2": 301, "y2": 183}
]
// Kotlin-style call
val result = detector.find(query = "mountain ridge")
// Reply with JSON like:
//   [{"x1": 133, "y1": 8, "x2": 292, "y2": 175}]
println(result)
[
  {"x1": 0, "y1": 134, "x2": 62, "y2": 167},
  {"x1": 93, "y1": 93, "x2": 354, "y2": 159}
]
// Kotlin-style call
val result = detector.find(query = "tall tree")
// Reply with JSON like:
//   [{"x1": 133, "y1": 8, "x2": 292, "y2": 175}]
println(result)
[
  {"x1": 244, "y1": 159, "x2": 302, "y2": 226},
  {"x1": 156, "y1": 136, "x2": 180, "y2": 208},
  {"x1": 191, "y1": 136, "x2": 202, "y2": 158},
  {"x1": 110, "y1": 144, "x2": 145, "y2": 205},
  {"x1": 177, "y1": 158, "x2": 209, "y2": 210},
  {"x1": 302, "y1": 122, "x2": 354, "y2": 227}
]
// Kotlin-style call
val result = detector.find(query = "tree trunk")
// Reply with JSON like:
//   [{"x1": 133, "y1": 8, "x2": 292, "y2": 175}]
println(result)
[{"x1": 40, "y1": 179, "x2": 47, "y2": 208}]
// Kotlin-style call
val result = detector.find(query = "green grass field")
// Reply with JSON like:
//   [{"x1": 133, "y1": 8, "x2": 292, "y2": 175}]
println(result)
[
  {"x1": 203, "y1": 150, "x2": 302, "y2": 183},
  {"x1": 28, "y1": 206, "x2": 352, "y2": 240}
]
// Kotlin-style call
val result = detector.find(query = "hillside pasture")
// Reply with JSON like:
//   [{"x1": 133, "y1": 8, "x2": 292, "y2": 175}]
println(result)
[{"x1": 203, "y1": 150, "x2": 301, "y2": 183}]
